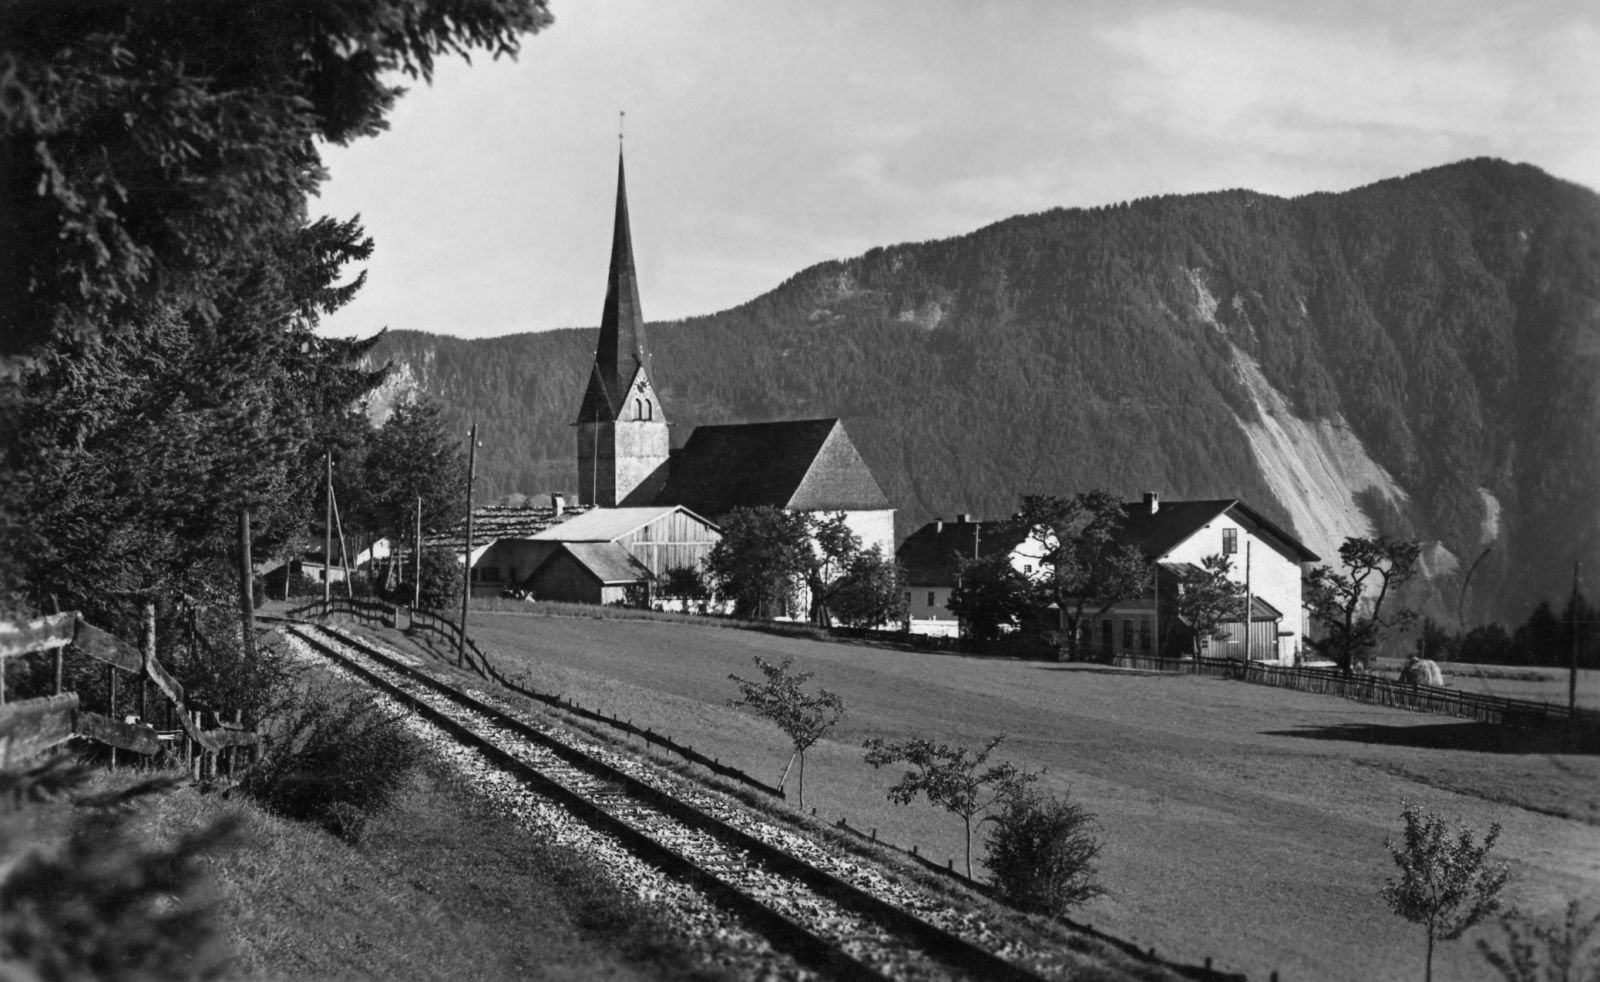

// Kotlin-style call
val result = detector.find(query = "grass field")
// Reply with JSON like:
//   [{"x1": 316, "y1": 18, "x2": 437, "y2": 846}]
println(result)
[{"x1": 412, "y1": 609, "x2": 1600, "y2": 982}]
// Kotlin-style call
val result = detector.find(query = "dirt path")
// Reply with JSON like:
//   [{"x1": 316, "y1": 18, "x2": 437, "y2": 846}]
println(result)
[{"x1": 444, "y1": 612, "x2": 1599, "y2": 982}]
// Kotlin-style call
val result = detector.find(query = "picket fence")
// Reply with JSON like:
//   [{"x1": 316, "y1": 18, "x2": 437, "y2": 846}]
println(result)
[{"x1": 1111, "y1": 652, "x2": 1596, "y2": 728}]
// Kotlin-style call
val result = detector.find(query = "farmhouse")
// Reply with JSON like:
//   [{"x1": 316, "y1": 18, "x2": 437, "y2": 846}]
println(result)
[
  {"x1": 899, "y1": 493, "x2": 1319, "y2": 661},
  {"x1": 571, "y1": 149, "x2": 894, "y2": 561},
  {"x1": 895, "y1": 515, "x2": 1028, "y2": 636}
]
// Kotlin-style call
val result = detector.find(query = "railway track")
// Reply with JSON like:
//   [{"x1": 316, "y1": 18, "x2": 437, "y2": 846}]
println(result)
[{"x1": 283, "y1": 620, "x2": 1110, "y2": 982}]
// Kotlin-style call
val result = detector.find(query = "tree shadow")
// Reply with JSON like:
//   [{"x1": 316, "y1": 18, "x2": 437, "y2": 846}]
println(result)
[{"x1": 1264, "y1": 721, "x2": 1600, "y2": 755}]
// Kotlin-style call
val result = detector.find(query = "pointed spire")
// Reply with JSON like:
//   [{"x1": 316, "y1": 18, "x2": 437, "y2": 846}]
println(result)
[{"x1": 590, "y1": 149, "x2": 646, "y2": 418}]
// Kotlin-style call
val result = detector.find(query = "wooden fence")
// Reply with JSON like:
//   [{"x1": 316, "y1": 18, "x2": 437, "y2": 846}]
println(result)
[
  {"x1": 1111, "y1": 652, "x2": 1598, "y2": 728},
  {"x1": 296, "y1": 597, "x2": 782, "y2": 797},
  {"x1": 0, "y1": 611, "x2": 258, "y2": 774}
]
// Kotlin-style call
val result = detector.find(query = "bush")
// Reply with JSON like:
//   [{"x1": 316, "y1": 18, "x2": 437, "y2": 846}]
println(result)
[
  {"x1": 383, "y1": 549, "x2": 460, "y2": 612},
  {"x1": 0, "y1": 759, "x2": 243, "y2": 981},
  {"x1": 984, "y1": 788, "x2": 1104, "y2": 916},
  {"x1": 242, "y1": 693, "x2": 423, "y2": 842}
]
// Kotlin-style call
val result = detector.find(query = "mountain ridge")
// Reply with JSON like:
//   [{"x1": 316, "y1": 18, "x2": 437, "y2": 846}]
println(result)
[{"x1": 364, "y1": 158, "x2": 1600, "y2": 623}]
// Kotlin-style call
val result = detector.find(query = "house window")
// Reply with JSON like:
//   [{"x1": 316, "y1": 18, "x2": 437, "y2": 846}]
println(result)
[
  {"x1": 1139, "y1": 619, "x2": 1151, "y2": 650},
  {"x1": 1122, "y1": 619, "x2": 1134, "y2": 650},
  {"x1": 927, "y1": 591, "x2": 936, "y2": 608},
  {"x1": 1023, "y1": 563, "x2": 1033, "y2": 575},
  {"x1": 1222, "y1": 528, "x2": 1238, "y2": 555}
]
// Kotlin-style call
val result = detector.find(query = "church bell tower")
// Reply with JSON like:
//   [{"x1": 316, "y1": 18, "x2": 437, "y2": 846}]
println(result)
[{"x1": 575, "y1": 149, "x2": 670, "y2": 506}]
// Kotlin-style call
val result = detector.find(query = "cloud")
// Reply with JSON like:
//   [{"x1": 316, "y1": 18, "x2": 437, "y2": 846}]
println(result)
[{"x1": 1095, "y1": 5, "x2": 1599, "y2": 191}]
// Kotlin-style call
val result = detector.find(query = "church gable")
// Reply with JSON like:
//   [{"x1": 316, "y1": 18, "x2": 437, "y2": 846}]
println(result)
[
  {"x1": 787, "y1": 422, "x2": 892, "y2": 512},
  {"x1": 654, "y1": 418, "x2": 890, "y2": 517}
]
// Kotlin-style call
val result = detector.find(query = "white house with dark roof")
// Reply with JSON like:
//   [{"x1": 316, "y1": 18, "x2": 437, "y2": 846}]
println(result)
[{"x1": 898, "y1": 493, "x2": 1319, "y2": 659}]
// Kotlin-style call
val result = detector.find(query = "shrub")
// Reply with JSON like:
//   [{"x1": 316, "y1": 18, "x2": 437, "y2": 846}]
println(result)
[
  {"x1": 384, "y1": 549, "x2": 460, "y2": 612},
  {"x1": 242, "y1": 693, "x2": 423, "y2": 842},
  {"x1": 984, "y1": 787, "x2": 1104, "y2": 915},
  {"x1": 1478, "y1": 900, "x2": 1600, "y2": 982},
  {"x1": 0, "y1": 759, "x2": 243, "y2": 981}
]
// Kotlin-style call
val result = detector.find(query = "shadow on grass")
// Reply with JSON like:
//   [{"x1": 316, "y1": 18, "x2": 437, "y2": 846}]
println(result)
[{"x1": 1264, "y1": 721, "x2": 1600, "y2": 755}]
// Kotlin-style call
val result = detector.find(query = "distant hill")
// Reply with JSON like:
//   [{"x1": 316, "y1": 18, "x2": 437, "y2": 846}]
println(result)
[{"x1": 366, "y1": 158, "x2": 1600, "y2": 624}]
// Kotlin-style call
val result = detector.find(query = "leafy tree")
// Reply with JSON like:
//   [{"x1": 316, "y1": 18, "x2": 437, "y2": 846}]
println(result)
[
  {"x1": 0, "y1": 0, "x2": 552, "y2": 365},
  {"x1": 984, "y1": 787, "x2": 1104, "y2": 915},
  {"x1": 828, "y1": 546, "x2": 907, "y2": 629},
  {"x1": 862, "y1": 734, "x2": 1037, "y2": 878},
  {"x1": 806, "y1": 512, "x2": 861, "y2": 626},
  {"x1": 1174, "y1": 554, "x2": 1248, "y2": 657},
  {"x1": 1306, "y1": 536, "x2": 1422, "y2": 676},
  {"x1": 1381, "y1": 803, "x2": 1511, "y2": 982},
  {"x1": 706, "y1": 507, "x2": 815, "y2": 620},
  {"x1": 947, "y1": 553, "x2": 1032, "y2": 642},
  {"x1": 728, "y1": 656, "x2": 846, "y2": 809},
  {"x1": 386, "y1": 548, "x2": 461, "y2": 612},
  {"x1": 0, "y1": 0, "x2": 549, "y2": 658},
  {"x1": 358, "y1": 399, "x2": 467, "y2": 588},
  {"x1": 657, "y1": 565, "x2": 713, "y2": 614},
  {"x1": 1478, "y1": 900, "x2": 1600, "y2": 982},
  {"x1": 1011, "y1": 492, "x2": 1150, "y2": 661}
]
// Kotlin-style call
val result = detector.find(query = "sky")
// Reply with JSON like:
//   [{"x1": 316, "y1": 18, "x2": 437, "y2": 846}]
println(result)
[{"x1": 313, "y1": 0, "x2": 1600, "y2": 340}]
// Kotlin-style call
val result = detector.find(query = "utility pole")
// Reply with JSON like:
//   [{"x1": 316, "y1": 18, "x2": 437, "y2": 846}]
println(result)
[
  {"x1": 1243, "y1": 539, "x2": 1253, "y2": 663},
  {"x1": 323, "y1": 452, "x2": 333, "y2": 608},
  {"x1": 1572, "y1": 559, "x2": 1582, "y2": 717},
  {"x1": 458, "y1": 422, "x2": 479, "y2": 665},
  {"x1": 237, "y1": 505, "x2": 256, "y2": 657},
  {"x1": 414, "y1": 493, "x2": 423, "y2": 610}
]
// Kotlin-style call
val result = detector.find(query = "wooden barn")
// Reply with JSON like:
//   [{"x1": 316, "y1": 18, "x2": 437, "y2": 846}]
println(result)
[{"x1": 523, "y1": 505, "x2": 720, "y2": 606}]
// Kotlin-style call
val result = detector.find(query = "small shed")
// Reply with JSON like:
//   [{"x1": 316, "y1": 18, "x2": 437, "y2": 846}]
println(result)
[{"x1": 527, "y1": 542, "x2": 654, "y2": 606}]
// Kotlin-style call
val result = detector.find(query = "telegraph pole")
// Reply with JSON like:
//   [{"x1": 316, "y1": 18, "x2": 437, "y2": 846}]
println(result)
[
  {"x1": 323, "y1": 452, "x2": 333, "y2": 608},
  {"x1": 1572, "y1": 559, "x2": 1582, "y2": 717},
  {"x1": 414, "y1": 494, "x2": 423, "y2": 611},
  {"x1": 458, "y1": 423, "x2": 479, "y2": 665},
  {"x1": 237, "y1": 505, "x2": 255, "y2": 656}
]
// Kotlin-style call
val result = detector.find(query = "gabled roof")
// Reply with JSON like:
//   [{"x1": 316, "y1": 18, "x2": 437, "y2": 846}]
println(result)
[
  {"x1": 656, "y1": 418, "x2": 890, "y2": 516},
  {"x1": 535, "y1": 542, "x2": 653, "y2": 585},
  {"x1": 528, "y1": 504, "x2": 715, "y2": 543},
  {"x1": 897, "y1": 519, "x2": 1029, "y2": 586},
  {"x1": 422, "y1": 503, "x2": 590, "y2": 552},
  {"x1": 1118, "y1": 498, "x2": 1318, "y2": 564}
]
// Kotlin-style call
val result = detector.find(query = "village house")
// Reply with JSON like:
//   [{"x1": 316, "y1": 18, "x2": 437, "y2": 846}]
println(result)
[
  {"x1": 899, "y1": 493, "x2": 1319, "y2": 661},
  {"x1": 895, "y1": 515, "x2": 1028, "y2": 636}
]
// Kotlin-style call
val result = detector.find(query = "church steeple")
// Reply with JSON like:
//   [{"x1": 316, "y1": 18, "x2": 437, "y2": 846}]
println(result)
[
  {"x1": 580, "y1": 151, "x2": 647, "y2": 423},
  {"x1": 574, "y1": 144, "x2": 671, "y2": 507}
]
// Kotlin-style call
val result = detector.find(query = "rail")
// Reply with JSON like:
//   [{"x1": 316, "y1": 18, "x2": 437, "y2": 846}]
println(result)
[{"x1": 290, "y1": 597, "x2": 782, "y2": 797}]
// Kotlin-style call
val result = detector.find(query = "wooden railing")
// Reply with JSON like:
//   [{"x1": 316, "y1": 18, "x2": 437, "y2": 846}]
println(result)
[
  {"x1": 0, "y1": 611, "x2": 257, "y2": 773},
  {"x1": 1111, "y1": 652, "x2": 1599, "y2": 728}
]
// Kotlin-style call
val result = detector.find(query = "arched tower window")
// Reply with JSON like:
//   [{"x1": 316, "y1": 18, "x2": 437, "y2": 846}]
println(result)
[{"x1": 634, "y1": 397, "x2": 652, "y2": 421}]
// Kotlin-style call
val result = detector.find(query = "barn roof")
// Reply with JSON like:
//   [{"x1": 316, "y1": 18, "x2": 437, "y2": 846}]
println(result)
[
  {"x1": 897, "y1": 519, "x2": 1029, "y2": 586},
  {"x1": 656, "y1": 418, "x2": 890, "y2": 516},
  {"x1": 528, "y1": 505, "x2": 714, "y2": 543},
  {"x1": 421, "y1": 503, "x2": 590, "y2": 552},
  {"x1": 540, "y1": 542, "x2": 653, "y2": 585}
]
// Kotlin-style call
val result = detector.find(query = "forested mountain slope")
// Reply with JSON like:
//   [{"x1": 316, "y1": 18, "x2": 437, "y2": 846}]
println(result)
[{"x1": 367, "y1": 159, "x2": 1600, "y2": 623}]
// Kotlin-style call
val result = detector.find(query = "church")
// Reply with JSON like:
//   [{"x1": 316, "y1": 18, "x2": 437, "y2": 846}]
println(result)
[{"x1": 568, "y1": 149, "x2": 896, "y2": 563}]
